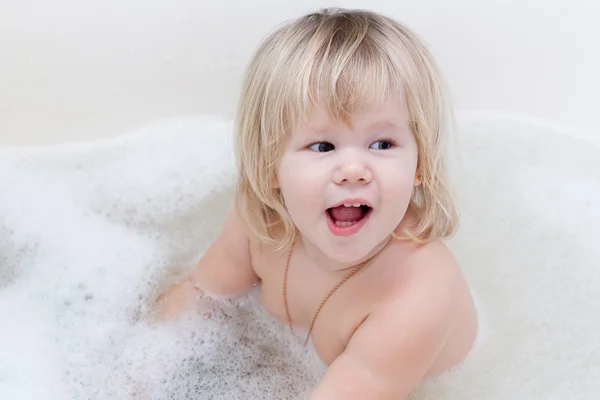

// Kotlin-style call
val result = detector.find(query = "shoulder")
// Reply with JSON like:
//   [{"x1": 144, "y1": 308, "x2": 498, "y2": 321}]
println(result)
[
  {"x1": 385, "y1": 238, "x2": 463, "y2": 295},
  {"x1": 410, "y1": 239, "x2": 462, "y2": 285},
  {"x1": 384, "y1": 239, "x2": 462, "y2": 334},
  {"x1": 310, "y1": 240, "x2": 461, "y2": 399},
  {"x1": 377, "y1": 239, "x2": 463, "y2": 338},
  {"x1": 247, "y1": 220, "x2": 288, "y2": 277},
  {"x1": 378, "y1": 238, "x2": 462, "y2": 330}
]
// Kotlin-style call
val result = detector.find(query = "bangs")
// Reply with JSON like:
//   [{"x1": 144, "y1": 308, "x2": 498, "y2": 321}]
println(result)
[{"x1": 278, "y1": 22, "x2": 405, "y2": 134}]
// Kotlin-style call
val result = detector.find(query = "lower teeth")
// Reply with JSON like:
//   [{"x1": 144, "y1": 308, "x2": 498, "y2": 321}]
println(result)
[{"x1": 334, "y1": 220, "x2": 358, "y2": 227}]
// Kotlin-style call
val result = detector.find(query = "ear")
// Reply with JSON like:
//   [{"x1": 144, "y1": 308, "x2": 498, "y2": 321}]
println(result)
[
  {"x1": 272, "y1": 173, "x2": 280, "y2": 189},
  {"x1": 413, "y1": 170, "x2": 422, "y2": 187}
]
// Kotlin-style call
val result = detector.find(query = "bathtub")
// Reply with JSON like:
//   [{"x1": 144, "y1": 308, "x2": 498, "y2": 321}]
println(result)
[{"x1": 1, "y1": 1, "x2": 599, "y2": 399}]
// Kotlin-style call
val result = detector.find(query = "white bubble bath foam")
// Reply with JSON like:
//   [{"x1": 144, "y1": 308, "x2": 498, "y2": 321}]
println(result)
[{"x1": 1, "y1": 113, "x2": 599, "y2": 399}]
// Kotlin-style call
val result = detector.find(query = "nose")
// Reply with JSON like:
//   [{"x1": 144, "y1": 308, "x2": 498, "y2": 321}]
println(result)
[{"x1": 332, "y1": 156, "x2": 373, "y2": 185}]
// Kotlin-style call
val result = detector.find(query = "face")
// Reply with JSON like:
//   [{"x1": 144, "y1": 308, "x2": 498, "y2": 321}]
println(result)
[{"x1": 275, "y1": 97, "x2": 421, "y2": 267}]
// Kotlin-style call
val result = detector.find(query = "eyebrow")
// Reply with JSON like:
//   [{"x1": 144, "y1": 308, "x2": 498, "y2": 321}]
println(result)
[
  {"x1": 306, "y1": 119, "x2": 403, "y2": 134},
  {"x1": 363, "y1": 120, "x2": 403, "y2": 131}
]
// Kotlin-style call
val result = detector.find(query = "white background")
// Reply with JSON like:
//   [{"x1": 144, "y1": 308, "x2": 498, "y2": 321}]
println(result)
[{"x1": 1, "y1": 0, "x2": 598, "y2": 146}]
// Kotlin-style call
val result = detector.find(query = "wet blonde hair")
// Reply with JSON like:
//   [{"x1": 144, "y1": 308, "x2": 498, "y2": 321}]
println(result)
[{"x1": 234, "y1": 8, "x2": 459, "y2": 250}]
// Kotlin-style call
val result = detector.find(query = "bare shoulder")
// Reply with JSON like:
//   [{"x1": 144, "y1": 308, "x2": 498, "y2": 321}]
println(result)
[
  {"x1": 218, "y1": 206, "x2": 253, "y2": 263},
  {"x1": 246, "y1": 221, "x2": 287, "y2": 276},
  {"x1": 402, "y1": 239, "x2": 464, "y2": 289},
  {"x1": 374, "y1": 239, "x2": 466, "y2": 348},
  {"x1": 377, "y1": 238, "x2": 474, "y2": 348},
  {"x1": 189, "y1": 205, "x2": 258, "y2": 296},
  {"x1": 375, "y1": 238, "x2": 465, "y2": 307},
  {"x1": 310, "y1": 240, "x2": 473, "y2": 399}
]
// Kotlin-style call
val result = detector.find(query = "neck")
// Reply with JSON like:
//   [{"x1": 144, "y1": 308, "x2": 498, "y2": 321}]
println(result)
[{"x1": 299, "y1": 235, "x2": 392, "y2": 274}]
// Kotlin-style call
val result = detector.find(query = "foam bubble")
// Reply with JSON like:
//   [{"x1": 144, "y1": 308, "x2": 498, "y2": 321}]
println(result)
[
  {"x1": 0, "y1": 116, "x2": 325, "y2": 399},
  {"x1": 1, "y1": 113, "x2": 599, "y2": 399}
]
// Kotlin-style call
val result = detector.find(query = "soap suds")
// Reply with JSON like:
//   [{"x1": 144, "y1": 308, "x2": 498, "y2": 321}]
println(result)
[{"x1": 1, "y1": 113, "x2": 599, "y2": 399}]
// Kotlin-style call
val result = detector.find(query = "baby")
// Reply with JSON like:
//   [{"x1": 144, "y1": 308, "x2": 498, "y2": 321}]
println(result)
[{"x1": 156, "y1": 7, "x2": 478, "y2": 399}]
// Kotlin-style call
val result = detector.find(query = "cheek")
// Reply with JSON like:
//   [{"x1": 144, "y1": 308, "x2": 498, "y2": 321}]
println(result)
[
  {"x1": 387, "y1": 177, "x2": 415, "y2": 206},
  {"x1": 386, "y1": 151, "x2": 417, "y2": 180},
  {"x1": 381, "y1": 156, "x2": 418, "y2": 202},
  {"x1": 277, "y1": 156, "x2": 325, "y2": 214}
]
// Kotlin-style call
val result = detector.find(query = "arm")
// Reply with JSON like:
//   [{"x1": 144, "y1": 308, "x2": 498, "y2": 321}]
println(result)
[
  {"x1": 309, "y1": 277, "x2": 454, "y2": 400},
  {"x1": 188, "y1": 206, "x2": 258, "y2": 295},
  {"x1": 156, "y1": 206, "x2": 258, "y2": 320}
]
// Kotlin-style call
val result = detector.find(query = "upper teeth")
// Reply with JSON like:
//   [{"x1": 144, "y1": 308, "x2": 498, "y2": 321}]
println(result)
[{"x1": 343, "y1": 203, "x2": 364, "y2": 207}]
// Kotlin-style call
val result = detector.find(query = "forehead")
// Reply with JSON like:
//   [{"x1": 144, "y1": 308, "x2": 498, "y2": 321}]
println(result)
[{"x1": 299, "y1": 96, "x2": 410, "y2": 133}]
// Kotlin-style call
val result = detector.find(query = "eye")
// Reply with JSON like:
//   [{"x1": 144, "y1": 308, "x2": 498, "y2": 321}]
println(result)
[
  {"x1": 308, "y1": 142, "x2": 335, "y2": 152},
  {"x1": 369, "y1": 140, "x2": 394, "y2": 150}
]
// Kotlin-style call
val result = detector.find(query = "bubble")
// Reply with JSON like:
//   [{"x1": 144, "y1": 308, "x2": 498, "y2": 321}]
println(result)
[
  {"x1": 2, "y1": 113, "x2": 600, "y2": 399},
  {"x1": 0, "y1": 116, "x2": 324, "y2": 400}
]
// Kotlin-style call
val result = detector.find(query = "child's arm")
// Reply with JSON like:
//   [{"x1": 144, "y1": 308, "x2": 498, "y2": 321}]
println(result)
[
  {"x1": 308, "y1": 270, "x2": 455, "y2": 400},
  {"x1": 155, "y1": 207, "x2": 258, "y2": 320}
]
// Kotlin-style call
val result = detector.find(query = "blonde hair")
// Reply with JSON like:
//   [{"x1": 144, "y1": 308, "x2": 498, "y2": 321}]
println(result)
[{"x1": 234, "y1": 8, "x2": 459, "y2": 250}]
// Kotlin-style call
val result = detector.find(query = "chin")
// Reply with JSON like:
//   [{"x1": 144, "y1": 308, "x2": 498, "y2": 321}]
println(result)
[{"x1": 323, "y1": 240, "x2": 379, "y2": 264}]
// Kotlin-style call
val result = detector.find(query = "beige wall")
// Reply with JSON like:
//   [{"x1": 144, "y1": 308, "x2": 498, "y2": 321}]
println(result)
[{"x1": 1, "y1": 0, "x2": 599, "y2": 146}]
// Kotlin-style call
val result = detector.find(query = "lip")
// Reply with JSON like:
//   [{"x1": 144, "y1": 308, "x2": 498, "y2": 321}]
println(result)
[
  {"x1": 325, "y1": 207, "x2": 372, "y2": 237},
  {"x1": 327, "y1": 198, "x2": 373, "y2": 209},
  {"x1": 325, "y1": 208, "x2": 372, "y2": 236}
]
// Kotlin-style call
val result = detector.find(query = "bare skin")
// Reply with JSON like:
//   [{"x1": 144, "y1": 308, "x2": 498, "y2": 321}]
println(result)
[{"x1": 156, "y1": 208, "x2": 478, "y2": 399}]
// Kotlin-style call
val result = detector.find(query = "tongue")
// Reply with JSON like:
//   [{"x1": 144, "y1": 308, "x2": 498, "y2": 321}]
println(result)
[{"x1": 329, "y1": 206, "x2": 364, "y2": 222}]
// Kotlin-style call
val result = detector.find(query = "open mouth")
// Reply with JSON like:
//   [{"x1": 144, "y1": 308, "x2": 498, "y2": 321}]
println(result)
[{"x1": 326, "y1": 203, "x2": 372, "y2": 227}]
